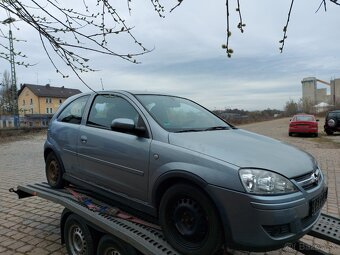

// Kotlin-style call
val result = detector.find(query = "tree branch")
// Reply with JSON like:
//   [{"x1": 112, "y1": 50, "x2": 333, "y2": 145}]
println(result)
[{"x1": 279, "y1": 0, "x2": 295, "y2": 53}]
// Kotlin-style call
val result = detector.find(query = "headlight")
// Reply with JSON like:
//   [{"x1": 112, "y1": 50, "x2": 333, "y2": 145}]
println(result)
[{"x1": 239, "y1": 169, "x2": 297, "y2": 195}]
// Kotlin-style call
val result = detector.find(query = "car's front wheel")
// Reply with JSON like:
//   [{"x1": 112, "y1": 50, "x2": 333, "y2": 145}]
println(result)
[
  {"x1": 159, "y1": 183, "x2": 223, "y2": 255},
  {"x1": 46, "y1": 152, "x2": 65, "y2": 188}
]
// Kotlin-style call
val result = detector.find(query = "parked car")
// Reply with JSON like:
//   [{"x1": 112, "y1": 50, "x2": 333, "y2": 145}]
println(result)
[
  {"x1": 324, "y1": 110, "x2": 340, "y2": 135},
  {"x1": 44, "y1": 91, "x2": 327, "y2": 255},
  {"x1": 288, "y1": 114, "x2": 319, "y2": 137}
]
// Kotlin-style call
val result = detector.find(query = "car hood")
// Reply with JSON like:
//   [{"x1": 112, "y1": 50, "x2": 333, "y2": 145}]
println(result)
[{"x1": 168, "y1": 129, "x2": 315, "y2": 178}]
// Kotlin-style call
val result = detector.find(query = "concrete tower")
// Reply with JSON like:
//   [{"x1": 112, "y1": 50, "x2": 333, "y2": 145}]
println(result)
[
  {"x1": 301, "y1": 77, "x2": 317, "y2": 105},
  {"x1": 330, "y1": 78, "x2": 340, "y2": 106}
]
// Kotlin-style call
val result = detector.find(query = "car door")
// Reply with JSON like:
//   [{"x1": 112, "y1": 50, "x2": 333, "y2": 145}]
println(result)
[
  {"x1": 77, "y1": 94, "x2": 151, "y2": 202},
  {"x1": 50, "y1": 95, "x2": 89, "y2": 174}
]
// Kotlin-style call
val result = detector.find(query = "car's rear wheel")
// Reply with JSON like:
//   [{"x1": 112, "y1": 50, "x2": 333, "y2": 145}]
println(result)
[
  {"x1": 64, "y1": 214, "x2": 94, "y2": 255},
  {"x1": 289, "y1": 132, "x2": 293, "y2": 136},
  {"x1": 96, "y1": 235, "x2": 137, "y2": 255},
  {"x1": 325, "y1": 130, "x2": 333, "y2": 136},
  {"x1": 159, "y1": 183, "x2": 223, "y2": 255},
  {"x1": 46, "y1": 152, "x2": 65, "y2": 188}
]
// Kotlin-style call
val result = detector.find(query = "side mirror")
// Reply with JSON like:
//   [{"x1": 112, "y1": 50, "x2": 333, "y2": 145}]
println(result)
[
  {"x1": 111, "y1": 118, "x2": 146, "y2": 136},
  {"x1": 111, "y1": 118, "x2": 135, "y2": 131}
]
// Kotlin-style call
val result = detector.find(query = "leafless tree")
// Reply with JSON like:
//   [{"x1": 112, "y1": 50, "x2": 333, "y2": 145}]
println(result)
[
  {"x1": 0, "y1": 0, "x2": 339, "y2": 90},
  {"x1": 0, "y1": 70, "x2": 12, "y2": 114},
  {"x1": 284, "y1": 99, "x2": 299, "y2": 117},
  {"x1": 299, "y1": 98, "x2": 314, "y2": 114},
  {"x1": 0, "y1": 0, "x2": 168, "y2": 90}
]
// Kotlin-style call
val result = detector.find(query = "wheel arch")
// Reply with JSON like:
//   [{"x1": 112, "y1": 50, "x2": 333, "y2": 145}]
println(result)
[
  {"x1": 152, "y1": 171, "x2": 207, "y2": 209},
  {"x1": 44, "y1": 147, "x2": 66, "y2": 170},
  {"x1": 60, "y1": 208, "x2": 73, "y2": 244},
  {"x1": 152, "y1": 171, "x2": 232, "y2": 245},
  {"x1": 44, "y1": 147, "x2": 54, "y2": 162}
]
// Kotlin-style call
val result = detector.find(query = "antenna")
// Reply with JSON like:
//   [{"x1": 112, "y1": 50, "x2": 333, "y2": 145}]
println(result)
[{"x1": 100, "y1": 78, "x2": 104, "y2": 91}]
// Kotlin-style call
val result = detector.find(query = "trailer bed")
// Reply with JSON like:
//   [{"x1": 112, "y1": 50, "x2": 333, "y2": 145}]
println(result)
[{"x1": 11, "y1": 182, "x2": 179, "y2": 255}]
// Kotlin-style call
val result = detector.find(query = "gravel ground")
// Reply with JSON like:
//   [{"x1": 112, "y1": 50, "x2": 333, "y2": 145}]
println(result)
[{"x1": 0, "y1": 118, "x2": 339, "y2": 255}]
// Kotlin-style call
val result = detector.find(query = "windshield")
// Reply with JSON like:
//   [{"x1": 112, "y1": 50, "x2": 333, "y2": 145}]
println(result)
[{"x1": 136, "y1": 95, "x2": 230, "y2": 132}]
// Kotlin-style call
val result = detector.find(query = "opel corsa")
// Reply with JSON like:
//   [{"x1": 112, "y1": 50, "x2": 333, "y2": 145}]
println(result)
[{"x1": 44, "y1": 91, "x2": 328, "y2": 255}]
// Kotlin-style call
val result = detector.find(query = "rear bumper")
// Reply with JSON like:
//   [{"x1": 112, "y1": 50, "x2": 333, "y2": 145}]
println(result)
[
  {"x1": 289, "y1": 127, "x2": 318, "y2": 133},
  {"x1": 208, "y1": 181, "x2": 327, "y2": 251},
  {"x1": 324, "y1": 126, "x2": 340, "y2": 132}
]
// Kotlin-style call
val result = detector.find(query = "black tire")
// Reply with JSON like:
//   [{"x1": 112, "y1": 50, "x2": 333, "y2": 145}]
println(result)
[
  {"x1": 97, "y1": 235, "x2": 137, "y2": 255},
  {"x1": 289, "y1": 132, "x2": 292, "y2": 136},
  {"x1": 45, "y1": 152, "x2": 65, "y2": 188},
  {"x1": 325, "y1": 130, "x2": 333, "y2": 136},
  {"x1": 64, "y1": 214, "x2": 95, "y2": 255},
  {"x1": 159, "y1": 183, "x2": 223, "y2": 255},
  {"x1": 314, "y1": 133, "x2": 318, "y2": 137}
]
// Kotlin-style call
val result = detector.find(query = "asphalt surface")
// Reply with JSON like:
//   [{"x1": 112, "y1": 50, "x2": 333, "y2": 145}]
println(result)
[{"x1": 0, "y1": 118, "x2": 339, "y2": 254}]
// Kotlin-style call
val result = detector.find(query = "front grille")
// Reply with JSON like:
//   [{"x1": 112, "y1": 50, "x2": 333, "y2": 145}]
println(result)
[
  {"x1": 263, "y1": 224, "x2": 291, "y2": 237},
  {"x1": 293, "y1": 169, "x2": 321, "y2": 191}
]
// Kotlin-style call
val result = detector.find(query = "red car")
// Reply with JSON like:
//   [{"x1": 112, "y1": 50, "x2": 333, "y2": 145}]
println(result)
[{"x1": 289, "y1": 114, "x2": 319, "y2": 137}]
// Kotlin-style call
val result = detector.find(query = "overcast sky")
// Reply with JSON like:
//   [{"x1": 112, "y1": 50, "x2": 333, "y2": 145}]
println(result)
[{"x1": 1, "y1": 0, "x2": 340, "y2": 110}]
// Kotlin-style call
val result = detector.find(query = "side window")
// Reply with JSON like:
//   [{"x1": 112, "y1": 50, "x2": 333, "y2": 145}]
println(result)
[
  {"x1": 58, "y1": 96, "x2": 89, "y2": 124},
  {"x1": 87, "y1": 95, "x2": 144, "y2": 130}
]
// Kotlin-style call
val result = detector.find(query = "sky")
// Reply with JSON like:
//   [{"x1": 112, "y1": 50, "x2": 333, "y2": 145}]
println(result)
[{"x1": 1, "y1": 0, "x2": 340, "y2": 110}]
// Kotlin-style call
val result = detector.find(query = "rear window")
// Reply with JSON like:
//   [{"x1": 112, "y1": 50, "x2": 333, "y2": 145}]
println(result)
[
  {"x1": 328, "y1": 112, "x2": 340, "y2": 118},
  {"x1": 295, "y1": 116, "x2": 314, "y2": 121}
]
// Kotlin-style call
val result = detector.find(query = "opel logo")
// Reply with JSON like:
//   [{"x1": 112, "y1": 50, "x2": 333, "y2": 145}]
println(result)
[{"x1": 312, "y1": 169, "x2": 320, "y2": 184}]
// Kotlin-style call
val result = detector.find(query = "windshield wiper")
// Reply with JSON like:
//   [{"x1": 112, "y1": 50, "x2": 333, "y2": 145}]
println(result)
[
  {"x1": 204, "y1": 126, "x2": 229, "y2": 131},
  {"x1": 175, "y1": 129, "x2": 205, "y2": 133}
]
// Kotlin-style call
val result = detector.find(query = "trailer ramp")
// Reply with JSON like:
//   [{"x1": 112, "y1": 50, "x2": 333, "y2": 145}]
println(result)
[{"x1": 11, "y1": 182, "x2": 179, "y2": 255}]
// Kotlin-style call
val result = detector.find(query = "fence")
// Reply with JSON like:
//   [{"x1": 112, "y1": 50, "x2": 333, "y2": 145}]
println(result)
[{"x1": 0, "y1": 115, "x2": 51, "y2": 129}]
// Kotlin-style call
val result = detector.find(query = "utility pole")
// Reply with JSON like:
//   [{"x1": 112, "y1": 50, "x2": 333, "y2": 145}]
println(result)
[
  {"x1": 2, "y1": 17, "x2": 19, "y2": 127},
  {"x1": 9, "y1": 29, "x2": 18, "y2": 115}
]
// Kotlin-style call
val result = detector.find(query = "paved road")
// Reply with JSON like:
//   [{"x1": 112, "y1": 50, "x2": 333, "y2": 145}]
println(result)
[{"x1": 0, "y1": 118, "x2": 339, "y2": 255}]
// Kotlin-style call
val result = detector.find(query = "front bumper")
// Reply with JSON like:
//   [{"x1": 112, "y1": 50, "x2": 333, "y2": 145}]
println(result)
[{"x1": 208, "y1": 180, "x2": 327, "y2": 251}]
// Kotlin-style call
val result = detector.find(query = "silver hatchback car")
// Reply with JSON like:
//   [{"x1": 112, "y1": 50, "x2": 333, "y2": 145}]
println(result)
[{"x1": 44, "y1": 91, "x2": 327, "y2": 255}]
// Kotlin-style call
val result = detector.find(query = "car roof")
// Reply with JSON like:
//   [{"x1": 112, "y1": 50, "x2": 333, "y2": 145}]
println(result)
[{"x1": 88, "y1": 90, "x2": 174, "y2": 97}]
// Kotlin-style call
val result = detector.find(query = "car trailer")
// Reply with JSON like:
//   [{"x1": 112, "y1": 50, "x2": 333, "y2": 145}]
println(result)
[{"x1": 10, "y1": 183, "x2": 340, "y2": 255}]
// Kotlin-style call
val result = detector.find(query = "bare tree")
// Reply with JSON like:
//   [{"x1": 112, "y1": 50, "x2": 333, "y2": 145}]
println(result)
[
  {"x1": 284, "y1": 99, "x2": 299, "y2": 117},
  {"x1": 299, "y1": 98, "x2": 314, "y2": 114},
  {"x1": 0, "y1": 70, "x2": 12, "y2": 114},
  {"x1": 0, "y1": 0, "x2": 339, "y2": 88},
  {"x1": 0, "y1": 0, "x2": 165, "y2": 89}
]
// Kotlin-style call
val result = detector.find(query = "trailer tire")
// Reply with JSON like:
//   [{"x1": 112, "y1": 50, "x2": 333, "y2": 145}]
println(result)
[
  {"x1": 159, "y1": 183, "x2": 223, "y2": 255},
  {"x1": 64, "y1": 214, "x2": 94, "y2": 255},
  {"x1": 46, "y1": 152, "x2": 65, "y2": 189},
  {"x1": 97, "y1": 235, "x2": 137, "y2": 255}
]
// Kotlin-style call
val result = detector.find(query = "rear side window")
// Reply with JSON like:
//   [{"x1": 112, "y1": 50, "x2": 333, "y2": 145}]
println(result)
[{"x1": 58, "y1": 96, "x2": 89, "y2": 124}]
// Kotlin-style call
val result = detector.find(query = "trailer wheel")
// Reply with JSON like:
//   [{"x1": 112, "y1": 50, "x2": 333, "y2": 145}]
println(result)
[
  {"x1": 64, "y1": 214, "x2": 94, "y2": 255},
  {"x1": 96, "y1": 235, "x2": 137, "y2": 255},
  {"x1": 46, "y1": 152, "x2": 65, "y2": 188},
  {"x1": 159, "y1": 183, "x2": 223, "y2": 255}
]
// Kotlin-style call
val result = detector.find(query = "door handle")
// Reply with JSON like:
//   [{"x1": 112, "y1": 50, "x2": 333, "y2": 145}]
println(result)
[{"x1": 80, "y1": 135, "x2": 87, "y2": 144}]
